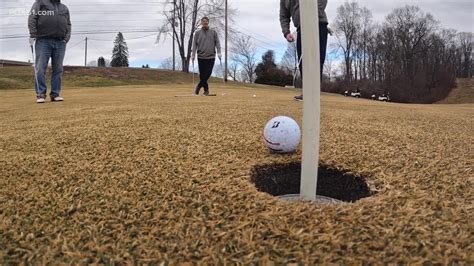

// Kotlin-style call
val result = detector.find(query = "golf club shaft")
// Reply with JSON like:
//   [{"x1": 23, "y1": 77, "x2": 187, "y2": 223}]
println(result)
[
  {"x1": 293, "y1": 54, "x2": 303, "y2": 87},
  {"x1": 192, "y1": 60, "x2": 195, "y2": 90},
  {"x1": 31, "y1": 42, "x2": 40, "y2": 96},
  {"x1": 219, "y1": 58, "x2": 225, "y2": 84}
]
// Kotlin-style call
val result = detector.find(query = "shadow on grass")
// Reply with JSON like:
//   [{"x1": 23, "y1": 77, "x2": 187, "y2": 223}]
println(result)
[{"x1": 250, "y1": 162, "x2": 374, "y2": 202}]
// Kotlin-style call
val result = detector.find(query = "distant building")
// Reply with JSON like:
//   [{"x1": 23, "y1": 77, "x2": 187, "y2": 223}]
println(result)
[{"x1": 0, "y1": 59, "x2": 33, "y2": 68}]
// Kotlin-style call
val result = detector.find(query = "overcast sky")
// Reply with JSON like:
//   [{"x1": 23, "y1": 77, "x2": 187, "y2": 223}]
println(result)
[{"x1": 0, "y1": 0, "x2": 472, "y2": 67}]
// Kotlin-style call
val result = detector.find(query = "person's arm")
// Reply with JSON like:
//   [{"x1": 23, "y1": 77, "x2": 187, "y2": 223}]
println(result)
[
  {"x1": 65, "y1": 6, "x2": 71, "y2": 43},
  {"x1": 215, "y1": 30, "x2": 221, "y2": 58},
  {"x1": 28, "y1": 2, "x2": 40, "y2": 40},
  {"x1": 279, "y1": 0, "x2": 291, "y2": 38}
]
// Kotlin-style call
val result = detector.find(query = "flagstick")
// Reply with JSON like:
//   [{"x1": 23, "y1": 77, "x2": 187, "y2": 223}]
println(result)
[{"x1": 300, "y1": 0, "x2": 321, "y2": 201}]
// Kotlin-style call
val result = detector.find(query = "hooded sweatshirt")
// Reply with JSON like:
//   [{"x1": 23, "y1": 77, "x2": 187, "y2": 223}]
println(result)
[
  {"x1": 280, "y1": 0, "x2": 328, "y2": 37},
  {"x1": 28, "y1": 0, "x2": 71, "y2": 42}
]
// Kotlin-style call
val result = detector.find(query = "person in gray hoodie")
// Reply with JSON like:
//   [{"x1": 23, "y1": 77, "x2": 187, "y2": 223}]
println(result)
[
  {"x1": 191, "y1": 17, "x2": 222, "y2": 96},
  {"x1": 28, "y1": 0, "x2": 71, "y2": 103},
  {"x1": 280, "y1": 0, "x2": 329, "y2": 101}
]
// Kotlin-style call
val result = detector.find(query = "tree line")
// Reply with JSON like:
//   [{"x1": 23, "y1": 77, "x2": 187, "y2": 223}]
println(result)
[
  {"x1": 99, "y1": 1, "x2": 472, "y2": 103},
  {"x1": 329, "y1": 3, "x2": 472, "y2": 103}
]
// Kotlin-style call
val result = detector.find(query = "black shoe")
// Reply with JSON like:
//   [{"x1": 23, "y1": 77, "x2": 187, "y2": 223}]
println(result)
[
  {"x1": 204, "y1": 91, "x2": 209, "y2": 96},
  {"x1": 293, "y1": 94, "x2": 303, "y2": 101}
]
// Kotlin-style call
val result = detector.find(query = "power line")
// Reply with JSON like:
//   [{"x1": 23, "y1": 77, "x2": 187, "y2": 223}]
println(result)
[
  {"x1": 89, "y1": 33, "x2": 157, "y2": 42},
  {"x1": 1, "y1": 25, "x2": 160, "y2": 30},
  {"x1": 231, "y1": 28, "x2": 285, "y2": 56},
  {"x1": 89, "y1": 40, "x2": 108, "y2": 56},
  {"x1": 0, "y1": 29, "x2": 160, "y2": 40},
  {"x1": 67, "y1": 39, "x2": 85, "y2": 49},
  {"x1": 0, "y1": 0, "x2": 170, "y2": 3},
  {"x1": 234, "y1": 24, "x2": 281, "y2": 47},
  {"x1": 0, "y1": 4, "x2": 168, "y2": 10},
  {"x1": 0, "y1": 19, "x2": 165, "y2": 28},
  {"x1": 2, "y1": 11, "x2": 162, "y2": 17}
]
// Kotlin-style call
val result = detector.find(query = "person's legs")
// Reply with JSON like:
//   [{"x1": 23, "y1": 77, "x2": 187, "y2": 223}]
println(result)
[
  {"x1": 294, "y1": 23, "x2": 328, "y2": 101},
  {"x1": 202, "y1": 59, "x2": 215, "y2": 95},
  {"x1": 34, "y1": 39, "x2": 52, "y2": 99},
  {"x1": 319, "y1": 22, "x2": 329, "y2": 78},
  {"x1": 295, "y1": 29, "x2": 303, "y2": 100},
  {"x1": 50, "y1": 40, "x2": 66, "y2": 99},
  {"x1": 195, "y1": 59, "x2": 206, "y2": 94}
]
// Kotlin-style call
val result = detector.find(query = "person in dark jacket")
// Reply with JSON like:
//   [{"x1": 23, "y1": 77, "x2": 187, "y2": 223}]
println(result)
[
  {"x1": 191, "y1": 17, "x2": 221, "y2": 96},
  {"x1": 280, "y1": 0, "x2": 329, "y2": 101},
  {"x1": 28, "y1": 0, "x2": 71, "y2": 103}
]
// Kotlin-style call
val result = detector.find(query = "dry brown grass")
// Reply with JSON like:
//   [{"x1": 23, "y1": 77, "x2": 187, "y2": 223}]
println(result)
[
  {"x1": 0, "y1": 83, "x2": 472, "y2": 264},
  {"x1": 438, "y1": 78, "x2": 474, "y2": 104}
]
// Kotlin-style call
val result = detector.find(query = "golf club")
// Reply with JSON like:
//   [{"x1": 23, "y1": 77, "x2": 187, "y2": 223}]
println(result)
[
  {"x1": 192, "y1": 60, "x2": 195, "y2": 90},
  {"x1": 293, "y1": 54, "x2": 303, "y2": 88},
  {"x1": 219, "y1": 57, "x2": 225, "y2": 84},
  {"x1": 30, "y1": 42, "x2": 40, "y2": 97}
]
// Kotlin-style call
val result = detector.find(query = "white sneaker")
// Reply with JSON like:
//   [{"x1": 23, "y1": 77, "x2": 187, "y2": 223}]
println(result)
[
  {"x1": 51, "y1": 96, "x2": 64, "y2": 102},
  {"x1": 36, "y1": 98, "x2": 45, "y2": 104}
]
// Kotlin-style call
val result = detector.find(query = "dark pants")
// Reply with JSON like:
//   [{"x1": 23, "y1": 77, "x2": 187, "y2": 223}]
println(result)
[
  {"x1": 297, "y1": 22, "x2": 328, "y2": 82},
  {"x1": 195, "y1": 58, "x2": 215, "y2": 95}
]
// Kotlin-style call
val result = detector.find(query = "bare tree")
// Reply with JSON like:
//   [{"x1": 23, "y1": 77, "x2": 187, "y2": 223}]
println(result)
[
  {"x1": 386, "y1": 6, "x2": 438, "y2": 81},
  {"x1": 213, "y1": 60, "x2": 225, "y2": 78},
  {"x1": 231, "y1": 35, "x2": 257, "y2": 83},
  {"x1": 280, "y1": 32, "x2": 298, "y2": 74},
  {"x1": 457, "y1": 32, "x2": 473, "y2": 78},
  {"x1": 334, "y1": 1, "x2": 361, "y2": 82},
  {"x1": 157, "y1": 0, "x2": 235, "y2": 73},
  {"x1": 160, "y1": 56, "x2": 183, "y2": 70},
  {"x1": 331, "y1": 2, "x2": 463, "y2": 103},
  {"x1": 323, "y1": 53, "x2": 335, "y2": 81},
  {"x1": 228, "y1": 60, "x2": 240, "y2": 82},
  {"x1": 364, "y1": 24, "x2": 387, "y2": 84},
  {"x1": 353, "y1": 7, "x2": 373, "y2": 81}
]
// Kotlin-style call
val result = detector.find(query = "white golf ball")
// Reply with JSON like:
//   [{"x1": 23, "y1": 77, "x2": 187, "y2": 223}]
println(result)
[{"x1": 263, "y1": 116, "x2": 301, "y2": 153}]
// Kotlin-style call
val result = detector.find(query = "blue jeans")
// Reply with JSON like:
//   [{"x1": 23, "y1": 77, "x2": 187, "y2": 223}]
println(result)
[{"x1": 34, "y1": 38, "x2": 66, "y2": 98}]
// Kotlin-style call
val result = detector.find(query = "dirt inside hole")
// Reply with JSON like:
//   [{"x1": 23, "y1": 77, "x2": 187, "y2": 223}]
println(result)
[{"x1": 250, "y1": 162, "x2": 374, "y2": 202}]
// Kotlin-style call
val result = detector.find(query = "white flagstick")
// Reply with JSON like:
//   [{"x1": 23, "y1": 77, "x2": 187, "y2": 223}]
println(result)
[{"x1": 300, "y1": 0, "x2": 321, "y2": 201}]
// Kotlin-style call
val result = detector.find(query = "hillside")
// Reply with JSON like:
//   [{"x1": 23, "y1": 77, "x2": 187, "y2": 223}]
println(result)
[
  {"x1": 438, "y1": 78, "x2": 474, "y2": 104},
  {"x1": 0, "y1": 66, "x2": 224, "y2": 90}
]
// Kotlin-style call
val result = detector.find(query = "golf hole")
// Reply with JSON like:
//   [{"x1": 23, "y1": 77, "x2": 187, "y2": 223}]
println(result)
[{"x1": 250, "y1": 162, "x2": 374, "y2": 203}]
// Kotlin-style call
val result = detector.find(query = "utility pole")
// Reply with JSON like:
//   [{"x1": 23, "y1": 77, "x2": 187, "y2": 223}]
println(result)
[
  {"x1": 84, "y1": 37, "x2": 88, "y2": 67},
  {"x1": 224, "y1": 0, "x2": 228, "y2": 82},
  {"x1": 172, "y1": 0, "x2": 176, "y2": 71}
]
